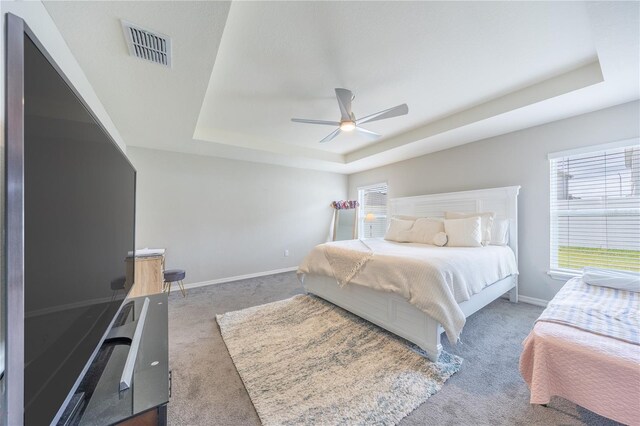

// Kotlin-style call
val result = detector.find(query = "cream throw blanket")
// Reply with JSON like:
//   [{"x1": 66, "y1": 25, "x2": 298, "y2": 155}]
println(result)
[{"x1": 323, "y1": 239, "x2": 373, "y2": 286}]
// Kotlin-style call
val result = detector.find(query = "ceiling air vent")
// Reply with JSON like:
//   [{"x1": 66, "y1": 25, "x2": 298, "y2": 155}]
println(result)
[{"x1": 121, "y1": 20, "x2": 171, "y2": 67}]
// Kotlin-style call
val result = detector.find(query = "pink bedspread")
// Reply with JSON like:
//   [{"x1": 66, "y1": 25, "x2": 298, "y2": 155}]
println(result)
[{"x1": 520, "y1": 321, "x2": 640, "y2": 425}]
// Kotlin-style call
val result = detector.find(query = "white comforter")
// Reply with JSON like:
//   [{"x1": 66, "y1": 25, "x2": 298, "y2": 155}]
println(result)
[{"x1": 297, "y1": 238, "x2": 518, "y2": 342}]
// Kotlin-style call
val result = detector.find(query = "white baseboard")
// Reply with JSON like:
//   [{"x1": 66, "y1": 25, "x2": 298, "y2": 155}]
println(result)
[
  {"x1": 518, "y1": 295, "x2": 549, "y2": 307},
  {"x1": 167, "y1": 266, "x2": 299, "y2": 292}
]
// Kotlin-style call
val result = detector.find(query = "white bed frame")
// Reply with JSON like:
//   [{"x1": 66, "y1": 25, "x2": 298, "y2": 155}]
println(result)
[{"x1": 303, "y1": 185, "x2": 520, "y2": 361}]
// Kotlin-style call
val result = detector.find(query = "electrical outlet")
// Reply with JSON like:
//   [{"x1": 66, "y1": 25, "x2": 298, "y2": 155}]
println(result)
[{"x1": 284, "y1": 249, "x2": 289, "y2": 257}]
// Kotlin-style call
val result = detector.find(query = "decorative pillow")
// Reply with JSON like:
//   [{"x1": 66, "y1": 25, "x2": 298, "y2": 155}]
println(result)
[
  {"x1": 432, "y1": 232, "x2": 448, "y2": 247},
  {"x1": 444, "y1": 211, "x2": 495, "y2": 245},
  {"x1": 444, "y1": 217, "x2": 482, "y2": 247},
  {"x1": 384, "y1": 218, "x2": 415, "y2": 242},
  {"x1": 490, "y1": 218, "x2": 509, "y2": 246},
  {"x1": 393, "y1": 215, "x2": 419, "y2": 221},
  {"x1": 408, "y1": 218, "x2": 444, "y2": 244}
]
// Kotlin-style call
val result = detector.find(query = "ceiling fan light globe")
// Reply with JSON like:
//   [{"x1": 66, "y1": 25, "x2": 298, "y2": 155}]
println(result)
[{"x1": 340, "y1": 121, "x2": 356, "y2": 132}]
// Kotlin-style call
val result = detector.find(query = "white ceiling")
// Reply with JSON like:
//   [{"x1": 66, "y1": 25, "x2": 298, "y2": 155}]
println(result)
[{"x1": 44, "y1": 1, "x2": 640, "y2": 174}]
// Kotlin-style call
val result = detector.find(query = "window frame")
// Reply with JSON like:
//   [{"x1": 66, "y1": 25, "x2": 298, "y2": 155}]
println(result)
[
  {"x1": 547, "y1": 138, "x2": 640, "y2": 280},
  {"x1": 357, "y1": 182, "x2": 389, "y2": 239}
]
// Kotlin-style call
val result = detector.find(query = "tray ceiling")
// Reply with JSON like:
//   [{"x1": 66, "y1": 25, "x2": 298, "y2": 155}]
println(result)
[{"x1": 44, "y1": 1, "x2": 640, "y2": 173}]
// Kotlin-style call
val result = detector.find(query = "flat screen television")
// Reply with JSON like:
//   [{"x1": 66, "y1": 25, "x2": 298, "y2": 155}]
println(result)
[{"x1": 4, "y1": 14, "x2": 136, "y2": 425}]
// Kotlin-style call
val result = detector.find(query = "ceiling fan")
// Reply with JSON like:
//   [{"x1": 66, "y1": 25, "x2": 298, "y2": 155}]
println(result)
[{"x1": 291, "y1": 88, "x2": 409, "y2": 143}]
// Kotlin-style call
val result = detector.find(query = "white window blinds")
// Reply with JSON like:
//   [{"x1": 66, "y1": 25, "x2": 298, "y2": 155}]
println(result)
[
  {"x1": 358, "y1": 183, "x2": 388, "y2": 238},
  {"x1": 549, "y1": 140, "x2": 640, "y2": 275}
]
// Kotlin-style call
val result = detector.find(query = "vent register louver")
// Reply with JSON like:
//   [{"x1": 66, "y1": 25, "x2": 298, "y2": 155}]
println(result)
[{"x1": 121, "y1": 20, "x2": 171, "y2": 67}]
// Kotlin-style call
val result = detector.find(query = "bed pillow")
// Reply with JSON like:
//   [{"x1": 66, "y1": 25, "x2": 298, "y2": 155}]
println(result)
[
  {"x1": 433, "y1": 231, "x2": 448, "y2": 247},
  {"x1": 408, "y1": 217, "x2": 444, "y2": 244},
  {"x1": 583, "y1": 267, "x2": 640, "y2": 293},
  {"x1": 444, "y1": 211, "x2": 495, "y2": 245},
  {"x1": 490, "y1": 218, "x2": 509, "y2": 246},
  {"x1": 444, "y1": 217, "x2": 482, "y2": 247},
  {"x1": 384, "y1": 218, "x2": 415, "y2": 242},
  {"x1": 393, "y1": 215, "x2": 419, "y2": 221}
]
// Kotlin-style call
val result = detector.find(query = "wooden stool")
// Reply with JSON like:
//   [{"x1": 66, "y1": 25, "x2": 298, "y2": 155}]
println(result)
[{"x1": 163, "y1": 269, "x2": 186, "y2": 297}]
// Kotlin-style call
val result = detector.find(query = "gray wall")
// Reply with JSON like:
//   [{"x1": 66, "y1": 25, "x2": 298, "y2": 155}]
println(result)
[
  {"x1": 348, "y1": 101, "x2": 640, "y2": 302},
  {"x1": 128, "y1": 147, "x2": 347, "y2": 284}
]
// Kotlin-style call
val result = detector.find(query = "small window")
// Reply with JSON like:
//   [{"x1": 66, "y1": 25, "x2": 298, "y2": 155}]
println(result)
[
  {"x1": 549, "y1": 140, "x2": 640, "y2": 276},
  {"x1": 358, "y1": 183, "x2": 388, "y2": 238}
]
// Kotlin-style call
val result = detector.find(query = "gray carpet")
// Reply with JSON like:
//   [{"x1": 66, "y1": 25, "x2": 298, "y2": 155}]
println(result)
[{"x1": 167, "y1": 272, "x2": 622, "y2": 426}]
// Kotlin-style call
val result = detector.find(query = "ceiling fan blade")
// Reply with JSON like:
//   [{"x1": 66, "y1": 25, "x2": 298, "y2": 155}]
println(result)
[
  {"x1": 291, "y1": 118, "x2": 341, "y2": 126},
  {"x1": 356, "y1": 103, "x2": 408, "y2": 125},
  {"x1": 355, "y1": 127, "x2": 381, "y2": 140},
  {"x1": 335, "y1": 88, "x2": 353, "y2": 121},
  {"x1": 319, "y1": 128, "x2": 341, "y2": 143}
]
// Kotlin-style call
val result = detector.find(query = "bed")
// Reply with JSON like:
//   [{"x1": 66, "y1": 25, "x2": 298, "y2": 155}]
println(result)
[
  {"x1": 520, "y1": 277, "x2": 640, "y2": 426},
  {"x1": 298, "y1": 186, "x2": 520, "y2": 361}
]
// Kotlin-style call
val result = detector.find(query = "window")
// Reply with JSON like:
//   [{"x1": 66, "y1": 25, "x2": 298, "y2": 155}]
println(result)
[
  {"x1": 549, "y1": 140, "x2": 640, "y2": 278},
  {"x1": 358, "y1": 183, "x2": 388, "y2": 238}
]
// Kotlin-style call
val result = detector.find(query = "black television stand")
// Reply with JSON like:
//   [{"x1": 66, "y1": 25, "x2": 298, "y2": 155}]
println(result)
[{"x1": 58, "y1": 293, "x2": 169, "y2": 426}]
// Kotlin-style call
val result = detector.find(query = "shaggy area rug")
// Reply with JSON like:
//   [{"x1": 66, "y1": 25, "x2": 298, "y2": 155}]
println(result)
[{"x1": 216, "y1": 294, "x2": 462, "y2": 426}]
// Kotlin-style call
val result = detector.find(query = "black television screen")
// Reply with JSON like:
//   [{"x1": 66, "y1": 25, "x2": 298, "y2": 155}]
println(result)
[{"x1": 22, "y1": 33, "x2": 135, "y2": 424}]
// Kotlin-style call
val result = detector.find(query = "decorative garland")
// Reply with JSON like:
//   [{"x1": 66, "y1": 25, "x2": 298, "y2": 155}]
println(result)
[{"x1": 331, "y1": 200, "x2": 359, "y2": 210}]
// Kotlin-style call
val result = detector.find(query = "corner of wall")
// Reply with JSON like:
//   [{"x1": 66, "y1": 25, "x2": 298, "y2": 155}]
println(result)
[{"x1": 0, "y1": 1, "x2": 127, "y2": 154}]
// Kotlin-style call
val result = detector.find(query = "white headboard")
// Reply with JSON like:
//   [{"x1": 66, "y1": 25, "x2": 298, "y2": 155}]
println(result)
[{"x1": 388, "y1": 186, "x2": 521, "y2": 260}]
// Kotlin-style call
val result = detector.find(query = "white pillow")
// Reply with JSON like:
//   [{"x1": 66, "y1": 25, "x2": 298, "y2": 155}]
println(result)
[
  {"x1": 583, "y1": 267, "x2": 640, "y2": 293},
  {"x1": 393, "y1": 215, "x2": 419, "y2": 221},
  {"x1": 445, "y1": 211, "x2": 495, "y2": 245},
  {"x1": 384, "y1": 218, "x2": 414, "y2": 242},
  {"x1": 444, "y1": 217, "x2": 482, "y2": 247},
  {"x1": 408, "y1": 218, "x2": 444, "y2": 244},
  {"x1": 490, "y1": 218, "x2": 509, "y2": 246},
  {"x1": 433, "y1": 232, "x2": 448, "y2": 247}
]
